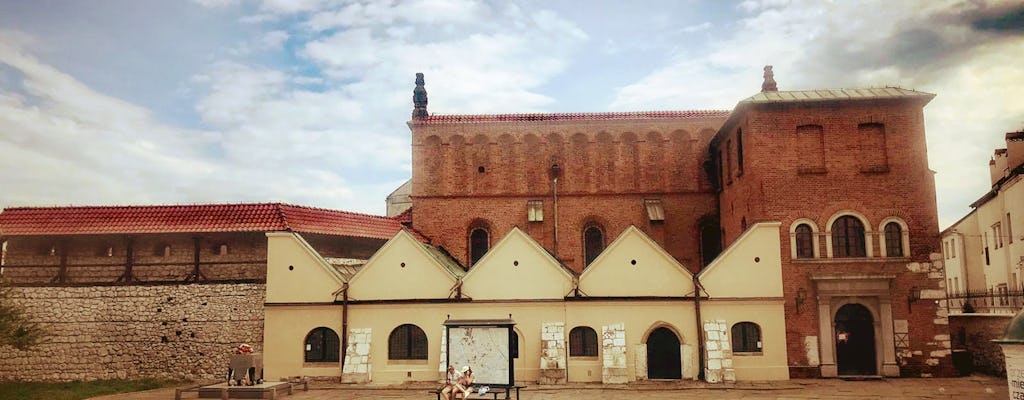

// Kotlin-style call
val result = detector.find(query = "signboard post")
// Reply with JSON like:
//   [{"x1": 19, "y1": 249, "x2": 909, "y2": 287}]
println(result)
[{"x1": 444, "y1": 318, "x2": 516, "y2": 387}]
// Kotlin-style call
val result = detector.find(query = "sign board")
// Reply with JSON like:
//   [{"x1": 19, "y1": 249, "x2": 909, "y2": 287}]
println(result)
[{"x1": 445, "y1": 319, "x2": 515, "y2": 386}]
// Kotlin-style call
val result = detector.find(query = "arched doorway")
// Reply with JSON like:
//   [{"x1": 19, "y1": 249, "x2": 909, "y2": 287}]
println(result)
[
  {"x1": 835, "y1": 303, "x2": 877, "y2": 375},
  {"x1": 646, "y1": 327, "x2": 681, "y2": 379}
]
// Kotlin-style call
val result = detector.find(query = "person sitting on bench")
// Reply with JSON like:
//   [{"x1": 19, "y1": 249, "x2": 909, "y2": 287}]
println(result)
[
  {"x1": 456, "y1": 366, "x2": 475, "y2": 399},
  {"x1": 441, "y1": 365, "x2": 460, "y2": 400}
]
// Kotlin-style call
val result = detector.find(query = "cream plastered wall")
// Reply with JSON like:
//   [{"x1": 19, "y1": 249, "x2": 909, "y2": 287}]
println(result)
[
  {"x1": 347, "y1": 230, "x2": 458, "y2": 301},
  {"x1": 578, "y1": 226, "x2": 696, "y2": 297},
  {"x1": 460, "y1": 227, "x2": 574, "y2": 300},
  {"x1": 344, "y1": 301, "x2": 699, "y2": 384},
  {"x1": 264, "y1": 305, "x2": 343, "y2": 380},
  {"x1": 265, "y1": 232, "x2": 345, "y2": 303},
  {"x1": 698, "y1": 222, "x2": 784, "y2": 299},
  {"x1": 699, "y1": 300, "x2": 789, "y2": 380}
]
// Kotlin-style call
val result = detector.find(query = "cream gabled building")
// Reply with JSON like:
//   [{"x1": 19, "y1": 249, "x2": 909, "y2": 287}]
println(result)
[
  {"x1": 943, "y1": 131, "x2": 1024, "y2": 312},
  {"x1": 262, "y1": 223, "x2": 788, "y2": 383}
]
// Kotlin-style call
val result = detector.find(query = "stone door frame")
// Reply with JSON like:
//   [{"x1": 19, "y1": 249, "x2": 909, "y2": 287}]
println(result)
[{"x1": 812, "y1": 273, "x2": 899, "y2": 377}]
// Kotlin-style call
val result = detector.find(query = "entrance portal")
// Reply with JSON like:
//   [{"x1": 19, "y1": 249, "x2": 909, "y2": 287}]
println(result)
[
  {"x1": 834, "y1": 303, "x2": 876, "y2": 375},
  {"x1": 646, "y1": 327, "x2": 681, "y2": 379}
]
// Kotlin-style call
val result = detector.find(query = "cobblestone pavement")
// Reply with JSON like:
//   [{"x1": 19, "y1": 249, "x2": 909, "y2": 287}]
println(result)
[{"x1": 89, "y1": 376, "x2": 1010, "y2": 400}]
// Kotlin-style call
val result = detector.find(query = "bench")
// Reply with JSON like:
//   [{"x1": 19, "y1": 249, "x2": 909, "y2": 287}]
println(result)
[{"x1": 430, "y1": 385, "x2": 525, "y2": 400}]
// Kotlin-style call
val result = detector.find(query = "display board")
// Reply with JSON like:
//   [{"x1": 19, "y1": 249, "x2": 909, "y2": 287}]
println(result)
[{"x1": 445, "y1": 320, "x2": 514, "y2": 386}]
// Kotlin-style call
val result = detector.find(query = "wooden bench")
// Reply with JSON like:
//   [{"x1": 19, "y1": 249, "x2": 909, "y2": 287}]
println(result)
[{"x1": 430, "y1": 385, "x2": 525, "y2": 400}]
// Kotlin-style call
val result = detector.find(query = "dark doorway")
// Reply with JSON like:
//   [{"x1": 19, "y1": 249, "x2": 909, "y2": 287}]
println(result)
[
  {"x1": 835, "y1": 303, "x2": 877, "y2": 375},
  {"x1": 646, "y1": 327, "x2": 681, "y2": 379}
]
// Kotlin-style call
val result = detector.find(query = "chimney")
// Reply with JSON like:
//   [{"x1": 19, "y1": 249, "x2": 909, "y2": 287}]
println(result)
[
  {"x1": 761, "y1": 65, "x2": 778, "y2": 92},
  {"x1": 991, "y1": 148, "x2": 1008, "y2": 186},
  {"x1": 1007, "y1": 131, "x2": 1024, "y2": 173},
  {"x1": 412, "y1": 72, "x2": 428, "y2": 120}
]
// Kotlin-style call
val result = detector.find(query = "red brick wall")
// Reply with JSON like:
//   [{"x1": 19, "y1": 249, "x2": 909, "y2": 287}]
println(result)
[
  {"x1": 714, "y1": 98, "x2": 951, "y2": 376},
  {"x1": 410, "y1": 116, "x2": 726, "y2": 273}
]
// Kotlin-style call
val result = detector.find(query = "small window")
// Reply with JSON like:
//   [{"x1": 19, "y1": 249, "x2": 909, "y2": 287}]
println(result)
[
  {"x1": 304, "y1": 327, "x2": 340, "y2": 363},
  {"x1": 217, "y1": 243, "x2": 229, "y2": 255},
  {"x1": 155, "y1": 244, "x2": 171, "y2": 257},
  {"x1": 795, "y1": 224, "x2": 814, "y2": 258},
  {"x1": 994, "y1": 223, "x2": 1004, "y2": 249},
  {"x1": 469, "y1": 227, "x2": 489, "y2": 266},
  {"x1": 731, "y1": 322, "x2": 762, "y2": 353},
  {"x1": 569, "y1": 326, "x2": 598, "y2": 357},
  {"x1": 951, "y1": 238, "x2": 956, "y2": 258},
  {"x1": 831, "y1": 216, "x2": 866, "y2": 258},
  {"x1": 736, "y1": 128, "x2": 744, "y2": 174},
  {"x1": 1008, "y1": 213, "x2": 1014, "y2": 244},
  {"x1": 527, "y1": 200, "x2": 544, "y2": 222},
  {"x1": 40, "y1": 243, "x2": 57, "y2": 256},
  {"x1": 644, "y1": 199, "x2": 665, "y2": 222},
  {"x1": 584, "y1": 225, "x2": 605, "y2": 266},
  {"x1": 884, "y1": 222, "x2": 903, "y2": 257},
  {"x1": 388, "y1": 324, "x2": 427, "y2": 360}
]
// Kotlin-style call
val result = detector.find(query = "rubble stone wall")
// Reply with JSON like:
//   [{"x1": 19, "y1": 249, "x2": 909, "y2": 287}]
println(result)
[{"x1": 0, "y1": 283, "x2": 264, "y2": 382}]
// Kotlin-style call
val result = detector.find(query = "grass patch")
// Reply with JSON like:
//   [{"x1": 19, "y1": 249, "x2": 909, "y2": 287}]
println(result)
[{"x1": 0, "y1": 378, "x2": 186, "y2": 400}]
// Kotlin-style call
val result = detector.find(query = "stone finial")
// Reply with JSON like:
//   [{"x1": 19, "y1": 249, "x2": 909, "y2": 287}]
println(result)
[
  {"x1": 761, "y1": 65, "x2": 778, "y2": 92},
  {"x1": 412, "y1": 72, "x2": 428, "y2": 120}
]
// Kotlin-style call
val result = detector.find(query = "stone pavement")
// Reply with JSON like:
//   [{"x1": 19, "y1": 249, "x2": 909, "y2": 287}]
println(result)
[{"x1": 89, "y1": 376, "x2": 1010, "y2": 400}]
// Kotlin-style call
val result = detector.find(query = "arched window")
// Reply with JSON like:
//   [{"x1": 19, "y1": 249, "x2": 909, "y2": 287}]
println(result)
[
  {"x1": 154, "y1": 244, "x2": 171, "y2": 257},
  {"x1": 217, "y1": 243, "x2": 229, "y2": 255},
  {"x1": 469, "y1": 228, "x2": 489, "y2": 266},
  {"x1": 884, "y1": 222, "x2": 903, "y2": 257},
  {"x1": 731, "y1": 322, "x2": 762, "y2": 353},
  {"x1": 304, "y1": 327, "x2": 340, "y2": 363},
  {"x1": 388, "y1": 324, "x2": 428, "y2": 360},
  {"x1": 795, "y1": 224, "x2": 814, "y2": 258},
  {"x1": 831, "y1": 216, "x2": 866, "y2": 258},
  {"x1": 584, "y1": 225, "x2": 605, "y2": 266},
  {"x1": 569, "y1": 326, "x2": 598, "y2": 357},
  {"x1": 97, "y1": 244, "x2": 114, "y2": 257}
]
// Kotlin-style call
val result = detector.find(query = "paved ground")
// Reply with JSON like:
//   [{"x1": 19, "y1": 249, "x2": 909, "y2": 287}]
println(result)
[{"x1": 89, "y1": 376, "x2": 1010, "y2": 400}]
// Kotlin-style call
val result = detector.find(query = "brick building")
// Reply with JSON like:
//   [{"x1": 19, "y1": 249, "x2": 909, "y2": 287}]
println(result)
[{"x1": 401, "y1": 67, "x2": 953, "y2": 378}]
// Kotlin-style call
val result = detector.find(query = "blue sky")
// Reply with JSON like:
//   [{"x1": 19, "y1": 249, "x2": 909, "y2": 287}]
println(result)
[{"x1": 0, "y1": 0, "x2": 1022, "y2": 229}]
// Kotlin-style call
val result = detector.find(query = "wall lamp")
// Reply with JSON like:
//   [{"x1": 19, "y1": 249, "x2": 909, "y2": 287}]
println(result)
[{"x1": 795, "y1": 288, "x2": 808, "y2": 314}]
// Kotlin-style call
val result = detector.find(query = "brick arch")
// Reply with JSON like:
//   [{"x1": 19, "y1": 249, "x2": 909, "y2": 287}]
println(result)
[
  {"x1": 642, "y1": 131, "x2": 666, "y2": 191},
  {"x1": 825, "y1": 210, "x2": 873, "y2": 258},
  {"x1": 670, "y1": 130, "x2": 693, "y2": 191},
  {"x1": 422, "y1": 135, "x2": 443, "y2": 193},
  {"x1": 595, "y1": 132, "x2": 615, "y2": 191},
  {"x1": 569, "y1": 132, "x2": 591, "y2": 192},
  {"x1": 448, "y1": 135, "x2": 467, "y2": 196},
  {"x1": 619, "y1": 132, "x2": 640, "y2": 190},
  {"x1": 497, "y1": 134, "x2": 516, "y2": 193},
  {"x1": 523, "y1": 134, "x2": 543, "y2": 194},
  {"x1": 471, "y1": 134, "x2": 491, "y2": 195}
]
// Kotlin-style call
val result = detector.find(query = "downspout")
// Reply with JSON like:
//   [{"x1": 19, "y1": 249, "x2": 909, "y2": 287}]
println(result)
[
  {"x1": 341, "y1": 282, "x2": 349, "y2": 368},
  {"x1": 693, "y1": 274, "x2": 706, "y2": 381}
]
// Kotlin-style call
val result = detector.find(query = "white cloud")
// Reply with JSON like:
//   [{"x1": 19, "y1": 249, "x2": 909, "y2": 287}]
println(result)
[
  {"x1": 192, "y1": 0, "x2": 239, "y2": 8},
  {"x1": 612, "y1": 0, "x2": 1024, "y2": 227}
]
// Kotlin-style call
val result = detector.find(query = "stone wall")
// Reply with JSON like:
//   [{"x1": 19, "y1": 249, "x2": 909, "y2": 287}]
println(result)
[
  {"x1": 0, "y1": 283, "x2": 264, "y2": 382},
  {"x1": 538, "y1": 322, "x2": 566, "y2": 384},
  {"x1": 703, "y1": 319, "x2": 735, "y2": 383},
  {"x1": 600, "y1": 323, "x2": 627, "y2": 384},
  {"x1": 341, "y1": 328, "x2": 372, "y2": 383},
  {"x1": 949, "y1": 314, "x2": 1012, "y2": 376}
]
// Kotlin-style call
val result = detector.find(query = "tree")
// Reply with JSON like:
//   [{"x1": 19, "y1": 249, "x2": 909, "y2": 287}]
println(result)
[{"x1": 0, "y1": 279, "x2": 46, "y2": 350}]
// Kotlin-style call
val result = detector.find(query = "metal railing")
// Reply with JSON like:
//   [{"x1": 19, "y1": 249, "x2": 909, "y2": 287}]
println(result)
[{"x1": 946, "y1": 289, "x2": 1024, "y2": 314}]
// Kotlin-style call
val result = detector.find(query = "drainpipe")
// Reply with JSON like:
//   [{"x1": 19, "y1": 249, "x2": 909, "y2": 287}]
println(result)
[
  {"x1": 693, "y1": 274, "x2": 706, "y2": 381},
  {"x1": 341, "y1": 283, "x2": 349, "y2": 368}
]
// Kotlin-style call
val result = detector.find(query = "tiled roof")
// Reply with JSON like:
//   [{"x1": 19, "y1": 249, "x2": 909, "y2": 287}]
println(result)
[
  {"x1": 0, "y1": 203, "x2": 411, "y2": 240},
  {"x1": 419, "y1": 110, "x2": 730, "y2": 124},
  {"x1": 741, "y1": 87, "x2": 934, "y2": 104}
]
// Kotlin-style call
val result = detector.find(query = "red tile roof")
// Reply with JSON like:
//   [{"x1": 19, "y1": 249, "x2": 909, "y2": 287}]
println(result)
[
  {"x1": 0, "y1": 203, "x2": 413, "y2": 240},
  {"x1": 418, "y1": 110, "x2": 730, "y2": 124}
]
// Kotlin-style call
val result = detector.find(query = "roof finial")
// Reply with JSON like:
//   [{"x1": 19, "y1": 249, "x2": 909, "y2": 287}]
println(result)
[
  {"x1": 761, "y1": 65, "x2": 778, "y2": 92},
  {"x1": 412, "y1": 72, "x2": 428, "y2": 120}
]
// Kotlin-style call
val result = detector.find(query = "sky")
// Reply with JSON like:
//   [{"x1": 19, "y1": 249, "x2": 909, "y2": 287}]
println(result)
[{"x1": 0, "y1": 0, "x2": 1022, "y2": 229}]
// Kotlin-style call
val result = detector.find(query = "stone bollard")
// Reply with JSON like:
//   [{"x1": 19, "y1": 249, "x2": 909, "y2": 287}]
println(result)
[{"x1": 996, "y1": 308, "x2": 1024, "y2": 399}]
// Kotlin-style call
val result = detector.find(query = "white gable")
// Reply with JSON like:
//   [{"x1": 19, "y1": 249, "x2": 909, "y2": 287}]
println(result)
[
  {"x1": 578, "y1": 225, "x2": 695, "y2": 297},
  {"x1": 265, "y1": 232, "x2": 346, "y2": 303},
  {"x1": 347, "y1": 230, "x2": 460, "y2": 301},
  {"x1": 698, "y1": 222, "x2": 784, "y2": 298},
  {"x1": 460, "y1": 227, "x2": 574, "y2": 300}
]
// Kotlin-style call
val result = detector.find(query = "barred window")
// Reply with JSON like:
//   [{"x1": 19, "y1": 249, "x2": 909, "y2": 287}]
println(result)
[
  {"x1": 388, "y1": 324, "x2": 427, "y2": 360},
  {"x1": 884, "y1": 222, "x2": 903, "y2": 257},
  {"x1": 470, "y1": 228, "x2": 489, "y2": 266},
  {"x1": 731, "y1": 322, "x2": 762, "y2": 353},
  {"x1": 584, "y1": 225, "x2": 605, "y2": 266},
  {"x1": 832, "y1": 216, "x2": 866, "y2": 258},
  {"x1": 304, "y1": 327, "x2": 340, "y2": 363},
  {"x1": 569, "y1": 326, "x2": 598, "y2": 357},
  {"x1": 795, "y1": 224, "x2": 814, "y2": 258}
]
